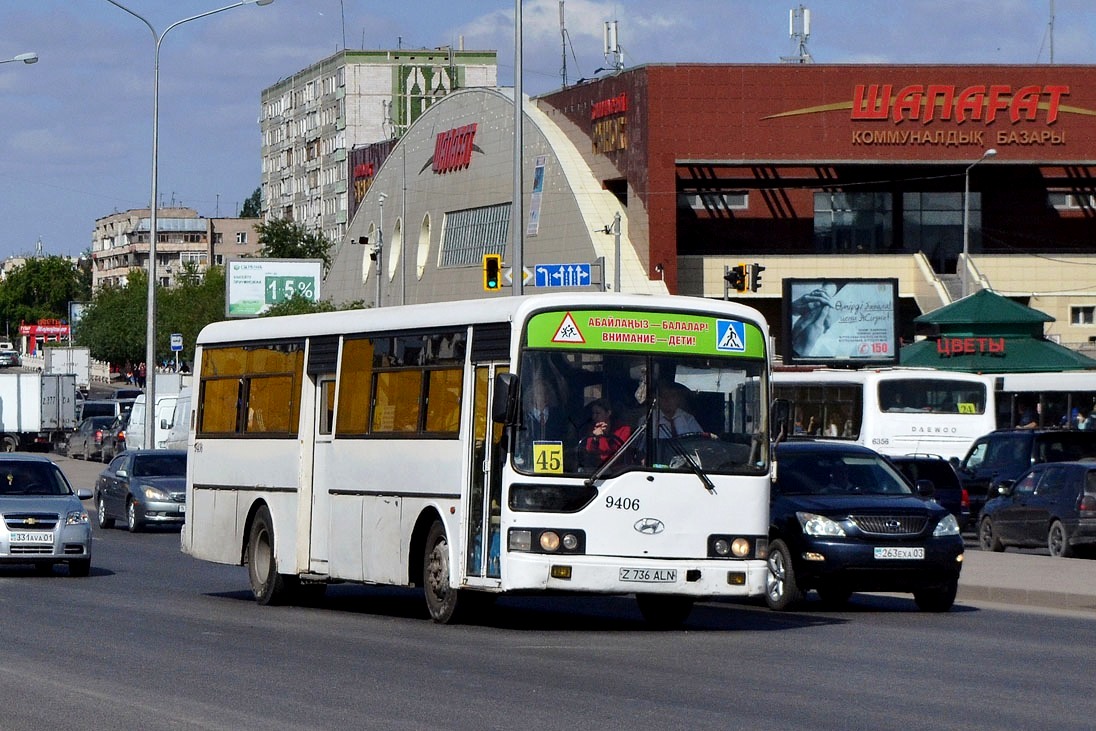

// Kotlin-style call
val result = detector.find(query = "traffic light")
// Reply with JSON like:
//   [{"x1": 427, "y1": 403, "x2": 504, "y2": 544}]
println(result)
[
  {"x1": 749, "y1": 263, "x2": 766, "y2": 292},
  {"x1": 724, "y1": 263, "x2": 747, "y2": 293},
  {"x1": 483, "y1": 253, "x2": 502, "y2": 291}
]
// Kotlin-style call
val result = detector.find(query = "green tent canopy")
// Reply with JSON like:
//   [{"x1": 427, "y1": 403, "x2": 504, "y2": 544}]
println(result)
[{"x1": 900, "y1": 289, "x2": 1096, "y2": 373}]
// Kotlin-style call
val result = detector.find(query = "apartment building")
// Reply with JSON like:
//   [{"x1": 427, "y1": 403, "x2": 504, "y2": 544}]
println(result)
[
  {"x1": 91, "y1": 208, "x2": 261, "y2": 290},
  {"x1": 259, "y1": 48, "x2": 497, "y2": 245}
]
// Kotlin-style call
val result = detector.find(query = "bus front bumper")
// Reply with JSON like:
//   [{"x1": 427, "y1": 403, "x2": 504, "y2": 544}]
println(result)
[{"x1": 504, "y1": 554, "x2": 769, "y2": 598}]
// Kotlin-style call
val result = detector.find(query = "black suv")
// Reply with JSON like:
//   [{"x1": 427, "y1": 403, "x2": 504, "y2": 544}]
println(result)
[{"x1": 951, "y1": 429, "x2": 1096, "y2": 521}]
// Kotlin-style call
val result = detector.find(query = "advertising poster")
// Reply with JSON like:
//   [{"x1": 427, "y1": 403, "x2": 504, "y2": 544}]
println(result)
[
  {"x1": 782, "y1": 278, "x2": 898, "y2": 365},
  {"x1": 226, "y1": 259, "x2": 323, "y2": 318}
]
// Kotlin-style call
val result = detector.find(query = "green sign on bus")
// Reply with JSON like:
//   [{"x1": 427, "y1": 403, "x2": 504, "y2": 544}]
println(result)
[{"x1": 525, "y1": 309, "x2": 765, "y2": 358}]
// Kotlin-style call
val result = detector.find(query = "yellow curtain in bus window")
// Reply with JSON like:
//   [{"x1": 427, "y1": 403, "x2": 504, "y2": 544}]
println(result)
[{"x1": 533, "y1": 441, "x2": 563, "y2": 474}]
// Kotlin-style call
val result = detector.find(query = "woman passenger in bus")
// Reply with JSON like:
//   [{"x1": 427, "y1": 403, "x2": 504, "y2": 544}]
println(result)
[{"x1": 579, "y1": 398, "x2": 632, "y2": 465}]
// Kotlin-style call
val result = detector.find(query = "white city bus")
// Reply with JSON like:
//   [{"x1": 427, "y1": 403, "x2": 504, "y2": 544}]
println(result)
[
  {"x1": 772, "y1": 367, "x2": 995, "y2": 460},
  {"x1": 181, "y1": 293, "x2": 773, "y2": 626},
  {"x1": 991, "y1": 370, "x2": 1096, "y2": 429}
]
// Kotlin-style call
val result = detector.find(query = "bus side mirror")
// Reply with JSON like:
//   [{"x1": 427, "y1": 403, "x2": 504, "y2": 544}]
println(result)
[
  {"x1": 771, "y1": 398, "x2": 791, "y2": 442},
  {"x1": 492, "y1": 372, "x2": 517, "y2": 423}
]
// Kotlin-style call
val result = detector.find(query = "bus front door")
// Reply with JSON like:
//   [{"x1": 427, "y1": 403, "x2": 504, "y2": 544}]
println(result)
[{"x1": 464, "y1": 363, "x2": 506, "y2": 582}]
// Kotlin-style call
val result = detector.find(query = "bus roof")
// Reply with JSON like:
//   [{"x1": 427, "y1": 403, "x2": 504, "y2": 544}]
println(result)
[
  {"x1": 772, "y1": 367, "x2": 992, "y2": 384},
  {"x1": 197, "y1": 292, "x2": 769, "y2": 346}
]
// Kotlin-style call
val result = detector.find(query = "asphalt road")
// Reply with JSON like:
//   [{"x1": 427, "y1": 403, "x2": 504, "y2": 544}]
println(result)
[{"x1": 1, "y1": 451, "x2": 1091, "y2": 730}]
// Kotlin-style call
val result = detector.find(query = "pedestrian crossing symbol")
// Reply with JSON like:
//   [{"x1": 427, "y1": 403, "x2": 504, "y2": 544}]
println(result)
[
  {"x1": 715, "y1": 320, "x2": 746, "y2": 352},
  {"x1": 551, "y1": 313, "x2": 586, "y2": 343}
]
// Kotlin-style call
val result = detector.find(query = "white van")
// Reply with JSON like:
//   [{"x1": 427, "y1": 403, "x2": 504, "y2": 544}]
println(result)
[
  {"x1": 127, "y1": 390, "x2": 182, "y2": 450},
  {"x1": 162, "y1": 387, "x2": 191, "y2": 451}
]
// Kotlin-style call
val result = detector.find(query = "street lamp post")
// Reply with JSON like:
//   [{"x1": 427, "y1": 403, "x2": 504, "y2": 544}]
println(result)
[
  {"x1": 0, "y1": 52, "x2": 38, "y2": 65},
  {"x1": 961, "y1": 147, "x2": 997, "y2": 299},
  {"x1": 376, "y1": 193, "x2": 386, "y2": 307},
  {"x1": 105, "y1": 0, "x2": 273, "y2": 449}
]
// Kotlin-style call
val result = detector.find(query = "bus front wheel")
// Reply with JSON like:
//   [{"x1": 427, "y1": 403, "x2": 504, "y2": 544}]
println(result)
[
  {"x1": 423, "y1": 520, "x2": 462, "y2": 623},
  {"x1": 248, "y1": 505, "x2": 294, "y2": 606}
]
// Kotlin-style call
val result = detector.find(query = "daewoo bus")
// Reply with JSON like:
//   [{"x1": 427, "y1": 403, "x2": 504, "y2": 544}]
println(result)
[
  {"x1": 772, "y1": 367, "x2": 995, "y2": 460},
  {"x1": 181, "y1": 293, "x2": 773, "y2": 627}
]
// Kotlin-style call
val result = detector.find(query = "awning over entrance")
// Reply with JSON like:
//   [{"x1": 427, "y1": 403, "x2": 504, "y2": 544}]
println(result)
[{"x1": 900, "y1": 289, "x2": 1096, "y2": 373}]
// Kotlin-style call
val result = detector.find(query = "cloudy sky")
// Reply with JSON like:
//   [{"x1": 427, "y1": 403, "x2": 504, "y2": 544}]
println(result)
[{"x1": 2, "y1": 0, "x2": 1094, "y2": 262}]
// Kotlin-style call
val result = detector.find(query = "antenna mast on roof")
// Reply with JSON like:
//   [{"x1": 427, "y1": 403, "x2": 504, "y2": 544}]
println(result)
[
  {"x1": 603, "y1": 19, "x2": 623, "y2": 73},
  {"x1": 781, "y1": 5, "x2": 813, "y2": 64},
  {"x1": 560, "y1": 1, "x2": 568, "y2": 87}
]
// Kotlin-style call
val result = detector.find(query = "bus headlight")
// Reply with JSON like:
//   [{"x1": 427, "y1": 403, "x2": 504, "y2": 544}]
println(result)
[
  {"x1": 708, "y1": 534, "x2": 764, "y2": 559},
  {"x1": 509, "y1": 530, "x2": 532, "y2": 552},
  {"x1": 509, "y1": 528, "x2": 586, "y2": 554}
]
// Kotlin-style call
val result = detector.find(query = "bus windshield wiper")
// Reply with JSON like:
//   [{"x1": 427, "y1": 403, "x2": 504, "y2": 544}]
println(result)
[{"x1": 658, "y1": 423, "x2": 717, "y2": 494}]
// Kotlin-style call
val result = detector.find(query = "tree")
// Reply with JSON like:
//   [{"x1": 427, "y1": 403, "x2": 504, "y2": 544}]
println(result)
[
  {"x1": 240, "y1": 187, "x2": 262, "y2": 218},
  {"x1": 73, "y1": 270, "x2": 148, "y2": 367},
  {"x1": 75, "y1": 266, "x2": 227, "y2": 368},
  {"x1": 0, "y1": 256, "x2": 90, "y2": 334},
  {"x1": 261, "y1": 294, "x2": 365, "y2": 317},
  {"x1": 256, "y1": 218, "x2": 333, "y2": 271}
]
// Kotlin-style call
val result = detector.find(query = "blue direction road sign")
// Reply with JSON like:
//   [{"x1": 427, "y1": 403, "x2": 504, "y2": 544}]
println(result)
[{"x1": 533, "y1": 263, "x2": 592, "y2": 288}]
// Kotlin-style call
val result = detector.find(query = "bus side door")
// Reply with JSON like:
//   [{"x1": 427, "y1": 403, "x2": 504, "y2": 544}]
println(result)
[{"x1": 463, "y1": 362, "x2": 506, "y2": 583}]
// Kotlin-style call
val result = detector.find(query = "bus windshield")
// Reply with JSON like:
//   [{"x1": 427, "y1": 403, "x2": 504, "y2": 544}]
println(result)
[{"x1": 514, "y1": 350, "x2": 767, "y2": 478}]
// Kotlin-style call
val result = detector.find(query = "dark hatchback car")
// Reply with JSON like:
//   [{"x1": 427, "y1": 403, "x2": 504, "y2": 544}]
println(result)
[
  {"x1": 65, "y1": 416, "x2": 116, "y2": 461},
  {"x1": 767, "y1": 441, "x2": 964, "y2": 612},
  {"x1": 952, "y1": 429, "x2": 1096, "y2": 521},
  {"x1": 95, "y1": 450, "x2": 186, "y2": 532},
  {"x1": 889, "y1": 454, "x2": 971, "y2": 530},
  {"x1": 978, "y1": 460, "x2": 1096, "y2": 558}
]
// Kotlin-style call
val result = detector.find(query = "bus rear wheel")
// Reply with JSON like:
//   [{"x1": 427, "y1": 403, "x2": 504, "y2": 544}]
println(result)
[
  {"x1": 248, "y1": 505, "x2": 294, "y2": 606},
  {"x1": 423, "y1": 520, "x2": 463, "y2": 623}
]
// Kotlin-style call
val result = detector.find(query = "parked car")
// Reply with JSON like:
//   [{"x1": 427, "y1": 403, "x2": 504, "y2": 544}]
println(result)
[
  {"x1": 0, "y1": 349, "x2": 20, "y2": 367},
  {"x1": 0, "y1": 453, "x2": 92, "y2": 575},
  {"x1": 767, "y1": 440, "x2": 964, "y2": 612},
  {"x1": 952, "y1": 429, "x2": 1096, "y2": 521},
  {"x1": 65, "y1": 416, "x2": 116, "y2": 460},
  {"x1": 888, "y1": 454, "x2": 972, "y2": 530},
  {"x1": 95, "y1": 449, "x2": 187, "y2": 532},
  {"x1": 978, "y1": 460, "x2": 1096, "y2": 558},
  {"x1": 99, "y1": 415, "x2": 129, "y2": 463}
]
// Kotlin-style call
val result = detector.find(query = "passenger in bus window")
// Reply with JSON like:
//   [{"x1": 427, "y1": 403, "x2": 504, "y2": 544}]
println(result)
[
  {"x1": 525, "y1": 374, "x2": 568, "y2": 442},
  {"x1": 656, "y1": 382, "x2": 703, "y2": 437},
  {"x1": 1016, "y1": 400, "x2": 1038, "y2": 429},
  {"x1": 825, "y1": 409, "x2": 844, "y2": 437},
  {"x1": 579, "y1": 398, "x2": 632, "y2": 465},
  {"x1": 793, "y1": 408, "x2": 806, "y2": 434}
]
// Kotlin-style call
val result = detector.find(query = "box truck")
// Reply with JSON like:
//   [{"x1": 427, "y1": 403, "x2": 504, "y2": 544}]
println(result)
[
  {"x1": 43, "y1": 346, "x2": 92, "y2": 394},
  {"x1": 0, "y1": 373, "x2": 78, "y2": 451}
]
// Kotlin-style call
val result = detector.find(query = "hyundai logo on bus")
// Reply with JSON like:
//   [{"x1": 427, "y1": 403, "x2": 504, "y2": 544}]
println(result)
[{"x1": 634, "y1": 518, "x2": 665, "y2": 535}]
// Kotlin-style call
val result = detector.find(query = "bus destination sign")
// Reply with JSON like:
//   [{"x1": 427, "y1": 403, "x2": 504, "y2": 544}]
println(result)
[{"x1": 525, "y1": 309, "x2": 765, "y2": 358}]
